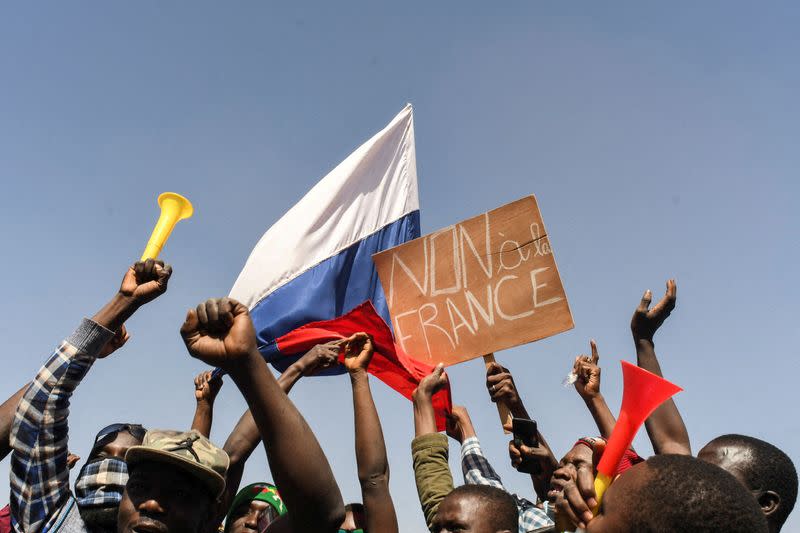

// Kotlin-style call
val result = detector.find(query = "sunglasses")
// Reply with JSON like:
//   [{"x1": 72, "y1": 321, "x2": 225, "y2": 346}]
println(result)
[{"x1": 92, "y1": 423, "x2": 147, "y2": 453}]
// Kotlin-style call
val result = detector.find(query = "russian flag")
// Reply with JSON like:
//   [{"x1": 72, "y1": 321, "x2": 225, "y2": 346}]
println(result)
[
  {"x1": 229, "y1": 105, "x2": 450, "y2": 427},
  {"x1": 260, "y1": 301, "x2": 452, "y2": 430}
]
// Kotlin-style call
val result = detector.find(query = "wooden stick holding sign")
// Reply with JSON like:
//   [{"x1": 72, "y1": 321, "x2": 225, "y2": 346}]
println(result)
[
  {"x1": 372, "y1": 195, "x2": 574, "y2": 429},
  {"x1": 483, "y1": 353, "x2": 512, "y2": 433}
]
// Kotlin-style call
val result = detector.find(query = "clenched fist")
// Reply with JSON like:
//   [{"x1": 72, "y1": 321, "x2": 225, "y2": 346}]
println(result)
[{"x1": 180, "y1": 297, "x2": 258, "y2": 370}]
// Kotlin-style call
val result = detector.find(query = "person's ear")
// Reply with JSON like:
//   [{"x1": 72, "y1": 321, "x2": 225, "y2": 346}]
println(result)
[{"x1": 758, "y1": 490, "x2": 780, "y2": 517}]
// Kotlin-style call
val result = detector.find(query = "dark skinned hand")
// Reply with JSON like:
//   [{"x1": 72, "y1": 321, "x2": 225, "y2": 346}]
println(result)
[
  {"x1": 194, "y1": 370, "x2": 223, "y2": 403},
  {"x1": 97, "y1": 325, "x2": 130, "y2": 359},
  {"x1": 412, "y1": 363, "x2": 448, "y2": 401},
  {"x1": 445, "y1": 405, "x2": 474, "y2": 444},
  {"x1": 342, "y1": 332, "x2": 375, "y2": 374},
  {"x1": 180, "y1": 297, "x2": 258, "y2": 370},
  {"x1": 631, "y1": 279, "x2": 676, "y2": 342},
  {"x1": 119, "y1": 259, "x2": 173, "y2": 307},
  {"x1": 573, "y1": 340, "x2": 602, "y2": 401},
  {"x1": 297, "y1": 341, "x2": 342, "y2": 376},
  {"x1": 67, "y1": 453, "x2": 80, "y2": 470},
  {"x1": 485, "y1": 362, "x2": 523, "y2": 408},
  {"x1": 506, "y1": 423, "x2": 557, "y2": 478}
]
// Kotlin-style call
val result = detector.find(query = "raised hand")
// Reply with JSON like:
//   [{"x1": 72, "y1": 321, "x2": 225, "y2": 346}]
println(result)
[
  {"x1": 194, "y1": 370, "x2": 223, "y2": 403},
  {"x1": 342, "y1": 332, "x2": 374, "y2": 374},
  {"x1": 412, "y1": 363, "x2": 449, "y2": 438},
  {"x1": 507, "y1": 431, "x2": 557, "y2": 478},
  {"x1": 97, "y1": 325, "x2": 130, "y2": 359},
  {"x1": 632, "y1": 278, "x2": 691, "y2": 455},
  {"x1": 486, "y1": 362, "x2": 524, "y2": 413},
  {"x1": 412, "y1": 363, "x2": 448, "y2": 401},
  {"x1": 296, "y1": 341, "x2": 342, "y2": 376},
  {"x1": 119, "y1": 259, "x2": 173, "y2": 307},
  {"x1": 445, "y1": 405, "x2": 475, "y2": 444},
  {"x1": 66, "y1": 453, "x2": 80, "y2": 470},
  {"x1": 573, "y1": 340, "x2": 602, "y2": 401},
  {"x1": 93, "y1": 261, "x2": 173, "y2": 332},
  {"x1": 631, "y1": 279, "x2": 676, "y2": 342},
  {"x1": 180, "y1": 297, "x2": 258, "y2": 370}
]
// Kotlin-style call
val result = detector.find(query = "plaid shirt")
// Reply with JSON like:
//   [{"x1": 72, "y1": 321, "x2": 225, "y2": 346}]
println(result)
[
  {"x1": 10, "y1": 318, "x2": 114, "y2": 533},
  {"x1": 460, "y1": 437, "x2": 555, "y2": 533}
]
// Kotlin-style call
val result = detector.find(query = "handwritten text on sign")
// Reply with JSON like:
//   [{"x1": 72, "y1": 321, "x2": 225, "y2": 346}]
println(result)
[{"x1": 373, "y1": 196, "x2": 573, "y2": 365}]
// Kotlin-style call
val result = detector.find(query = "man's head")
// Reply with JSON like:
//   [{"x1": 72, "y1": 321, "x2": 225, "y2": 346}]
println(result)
[
  {"x1": 699, "y1": 434, "x2": 797, "y2": 531},
  {"x1": 224, "y1": 483, "x2": 287, "y2": 533},
  {"x1": 117, "y1": 429, "x2": 230, "y2": 533},
  {"x1": 431, "y1": 485, "x2": 518, "y2": 533},
  {"x1": 586, "y1": 454, "x2": 767, "y2": 533},
  {"x1": 338, "y1": 503, "x2": 366, "y2": 532},
  {"x1": 76, "y1": 423, "x2": 146, "y2": 532}
]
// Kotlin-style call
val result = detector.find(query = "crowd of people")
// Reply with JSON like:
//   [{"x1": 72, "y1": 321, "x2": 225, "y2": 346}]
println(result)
[{"x1": 0, "y1": 260, "x2": 796, "y2": 533}]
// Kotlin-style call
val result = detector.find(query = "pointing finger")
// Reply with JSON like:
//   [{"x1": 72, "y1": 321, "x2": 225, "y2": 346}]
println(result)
[{"x1": 637, "y1": 289, "x2": 652, "y2": 313}]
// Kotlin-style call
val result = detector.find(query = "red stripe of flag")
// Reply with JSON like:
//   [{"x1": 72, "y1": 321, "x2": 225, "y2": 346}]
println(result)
[{"x1": 275, "y1": 301, "x2": 452, "y2": 431}]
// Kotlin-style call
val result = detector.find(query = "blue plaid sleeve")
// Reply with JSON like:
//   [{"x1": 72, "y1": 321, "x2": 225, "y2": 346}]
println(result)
[
  {"x1": 460, "y1": 437, "x2": 554, "y2": 533},
  {"x1": 10, "y1": 318, "x2": 114, "y2": 533},
  {"x1": 461, "y1": 436, "x2": 505, "y2": 489}
]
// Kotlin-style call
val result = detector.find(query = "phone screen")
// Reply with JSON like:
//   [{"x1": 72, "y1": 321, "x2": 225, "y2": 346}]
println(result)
[{"x1": 512, "y1": 417, "x2": 539, "y2": 448}]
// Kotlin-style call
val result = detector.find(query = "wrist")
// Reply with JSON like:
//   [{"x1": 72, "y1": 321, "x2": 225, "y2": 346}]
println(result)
[
  {"x1": 293, "y1": 358, "x2": 313, "y2": 376},
  {"x1": 583, "y1": 392, "x2": 603, "y2": 405},
  {"x1": 227, "y1": 349, "x2": 264, "y2": 381},
  {"x1": 114, "y1": 290, "x2": 138, "y2": 305},
  {"x1": 634, "y1": 337, "x2": 655, "y2": 349},
  {"x1": 349, "y1": 368, "x2": 369, "y2": 382},
  {"x1": 508, "y1": 400, "x2": 529, "y2": 419},
  {"x1": 195, "y1": 398, "x2": 214, "y2": 409},
  {"x1": 93, "y1": 293, "x2": 139, "y2": 331},
  {"x1": 412, "y1": 390, "x2": 433, "y2": 404}
]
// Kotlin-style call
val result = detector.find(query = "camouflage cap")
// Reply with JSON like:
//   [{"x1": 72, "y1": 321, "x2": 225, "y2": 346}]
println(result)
[{"x1": 125, "y1": 429, "x2": 229, "y2": 499}]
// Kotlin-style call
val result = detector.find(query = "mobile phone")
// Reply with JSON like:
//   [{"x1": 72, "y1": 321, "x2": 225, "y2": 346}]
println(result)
[
  {"x1": 512, "y1": 417, "x2": 541, "y2": 474},
  {"x1": 512, "y1": 417, "x2": 539, "y2": 448}
]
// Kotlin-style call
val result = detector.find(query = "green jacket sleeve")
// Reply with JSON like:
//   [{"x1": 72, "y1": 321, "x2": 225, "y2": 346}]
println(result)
[{"x1": 411, "y1": 433, "x2": 453, "y2": 531}]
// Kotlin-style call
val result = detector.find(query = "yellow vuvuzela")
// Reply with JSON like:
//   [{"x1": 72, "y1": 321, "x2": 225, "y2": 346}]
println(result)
[{"x1": 140, "y1": 192, "x2": 194, "y2": 261}]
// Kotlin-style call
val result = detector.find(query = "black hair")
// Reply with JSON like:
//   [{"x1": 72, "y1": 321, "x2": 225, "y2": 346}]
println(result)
[
  {"x1": 444, "y1": 484, "x2": 518, "y2": 531},
  {"x1": 344, "y1": 503, "x2": 366, "y2": 531},
  {"x1": 706, "y1": 434, "x2": 798, "y2": 528},
  {"x1": 344, "y1": 502, "x2": 365, "y2": 514},
  {"x1": 625, "y1": 454, "x2": 767, "y2": 532}
]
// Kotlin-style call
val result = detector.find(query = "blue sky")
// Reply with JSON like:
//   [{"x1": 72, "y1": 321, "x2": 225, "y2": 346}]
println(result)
[{"x1": 1, "y1": 2, "x2": 798, "y2": 531}]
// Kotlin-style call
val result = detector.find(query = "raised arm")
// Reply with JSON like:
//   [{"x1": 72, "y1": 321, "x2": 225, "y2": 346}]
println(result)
[
  {"x1": 448, "y1": 405, "x2": 503, "y2": 489},
  {"x1": 342, "y1": 332, "x2": 399, "y2": 533},
  {"x1": 278, "y1": 342, "x2": 341, "y2": 395},
  {"x1": 190, "y1": 371, "x2": 222, "y2": 438},
  {"x1": 10, "y1": 259, "x2": 170, "y2": 533},
  {"x1": 486, "y1": 363, "x2": 558, "y2": 499},
  {"x1": 218, "y1": 343, "x2": 340, "y2": 523},
  {"x1": 572, "y1": 340, "x2": 616, "y2": 439},
  {"x1": 181, "y1": 298, "x2": 344, "y2": 533},
  {"x1": 632, "y1": 279, "x2": 691, "y2": 455},
  {"x1": 411, "y1": 365, "x2": 453, "y2": 531},
  {"x1": 0, "y1": 385, "x2": 27, "y2": 461}
]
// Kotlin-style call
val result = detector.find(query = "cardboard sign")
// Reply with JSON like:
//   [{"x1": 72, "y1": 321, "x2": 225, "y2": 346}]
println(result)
[{"x1": 372, "y1": 196, "x2": 573, "y2": 366}]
